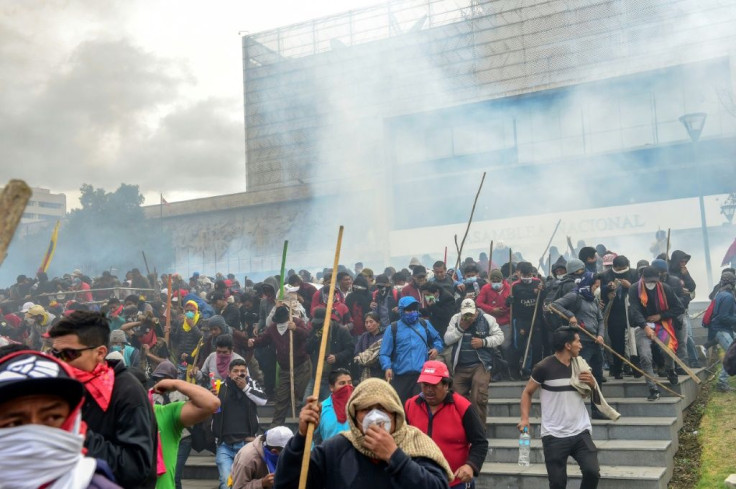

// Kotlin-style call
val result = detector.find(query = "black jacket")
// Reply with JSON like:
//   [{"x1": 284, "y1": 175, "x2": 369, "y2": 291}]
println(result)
[
  {"x1": 83, "y1": 360, "x2": 156, "y2": 489},
  {"x1": 274, "y1": 433, "x2": 450, "y2": 489},
  {"x1": 213, "y1": 377, "x2": 266, "y2": 443},
  {"x1": 509, "y1": 279, "x2": 545, "y2": 326},
  {"x1": 668, "y1": 250, "x2": 697, "y2": 303},
  {"x1": 600, "y1": 268, "x2": 639, "y2": 326},
  {"x1": 627, "y1": 281, "x2": 685, "y2": 329},
  {"x1": 307, "y1": 321, "x2": 355, "y2": 381}
]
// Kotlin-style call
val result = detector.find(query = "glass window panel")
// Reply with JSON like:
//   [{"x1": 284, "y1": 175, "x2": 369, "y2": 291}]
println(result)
[
  {"x1": 426, "y1": 126, "x2": 453, "y2": 159},
  {"x1": 655, "y1": 86, "x2": 684, "y2": 123},
  {"x1": 620, "y1": 91, "x2": 653, "y2": 128},
  {"x1": 531, "y1": 105, "x2": 560, "y2": 142},
  {"x1": 656, "y1": 120, "x2": 685, "y2": 144},
  {"x1": 560, "y1": 103, "x2": 584, "y2": 138},
  {"x1": 477, "y1": 119, "x2": 510, "y2": 152},
  {"x1": 561, "y1": 136, "x2": 585, "y2": 157},
  {"x1": 585, "y1": 94, "x2": 620, "y2": 134},
  {"x1": 588, "y1": 130, "x2": 621, "y2": 153},
  {"x1": 517, "y1": 143, "x2": 534, "y2": 164},
  {"x1": 622, "y1": 125, "x2": 654, "y2": 148},
  {"x1": 453, "y1": 124, "x2": 477, "y2": 155},
  {"x1": 394, "y1": 125, "x2": 425, "y2": 164},
  {"x1": 515, "y1": 111, "x2": 533, "y2": 144},
  {"x1": 532, "y1": 140, "x2": 562, "y2": 162}
]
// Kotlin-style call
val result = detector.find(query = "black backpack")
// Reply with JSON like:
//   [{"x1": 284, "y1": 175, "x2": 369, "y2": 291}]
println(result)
[{"x1": 389, "y1": 319, "x2": 429, "y2": 362}]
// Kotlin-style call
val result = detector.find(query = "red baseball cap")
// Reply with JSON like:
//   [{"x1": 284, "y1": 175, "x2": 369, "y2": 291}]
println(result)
[{"x1": 417, "y1": 360, "x2": 450, "y2": 385}]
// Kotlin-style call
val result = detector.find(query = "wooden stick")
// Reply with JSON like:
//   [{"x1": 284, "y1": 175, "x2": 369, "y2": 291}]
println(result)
[
  {"x1": 508, "y1": 248, "x2": 513, "y2": 277},
  {"x1": 665, "y1": 228, "x2": 671, "y2": 264},
  {"x1": 277, "y1": 240, "x2": 297, "y2": 418},
  {"x1": 547, "y1": 251, "x2": 552, "y2": 278},
  {"x1": 164, "y1": 275, "x2": 172, "y2": 347},
  {"x1": 0, "y1": 180, "x2": 32, "y2": 268},
  {"x1": 651, "y1": 335, "x2": 701, "y2": 384},
  {"x1": 538, "y1": 219, "x2": 562, "y2": 272},
  {"x1": 488, "y1": 241, "x2": 494, "y2": 276},
  {"x1": 548, "y1": 306, "x2": 685, "y2": 398},
  {"x1": 443, "y1": 246, "x2": 447, "y2": 266},
  {"x1": 454, "y1": 172, "x2": 486, "y2": 270},
  {"x1": 521, "y1": 286, "x2": 543, "y2": 369},
  {"x1": 298, "y1": 226, "x2": 344, "y2": 489},
  {"x1": 566, "y1": 236, "x2": 576, "y2": 257}
]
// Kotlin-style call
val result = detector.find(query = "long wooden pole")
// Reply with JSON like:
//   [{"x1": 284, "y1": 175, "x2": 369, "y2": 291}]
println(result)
[
  {"x1": 665, "y1": 228, "x2": 671, "y2": 264},
  {"x1": 548, "y1": 305, "x2": 685, "y2": 398},
  {"x1": 277, "y1": 241, "x2": 297, "y2": 418},
  {"x1": 521, "y1": 286, "x2": 543, "y2": 369},
  {"x1": 0, "y1": 180, "x2": 31, "y2": 268},
  {"x1": 488, "y1": 241, "x2": 494, "y2": 276},
  {"x1": 164, "y1": 275, "x2": 172, "y2": 347},
  {"x1": 651, "y1": 335, "x2": 701, "y2": 384},
  {"x1": 538, "y1": 219, "x2": 562, "y2": 271},
  {"x1": 298, "y1": 226, "x2": 344, "y2": 489},
  {"x1": 454, "y1": 172, "x2": 486, "y2": 270}
]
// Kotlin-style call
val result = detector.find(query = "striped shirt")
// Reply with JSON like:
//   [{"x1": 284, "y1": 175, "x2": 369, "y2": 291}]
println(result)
[{"x1": 531, "y1": 355, "x2": 592, "y2": 438}]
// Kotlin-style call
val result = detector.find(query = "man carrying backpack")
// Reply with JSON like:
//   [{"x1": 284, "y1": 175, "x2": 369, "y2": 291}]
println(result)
[
  {"x1": 707, "y1": 271, "x2": 736, "y2": 392},
  {"x1": 379, "y1": 297, "x2": 444, "y2": 403}
]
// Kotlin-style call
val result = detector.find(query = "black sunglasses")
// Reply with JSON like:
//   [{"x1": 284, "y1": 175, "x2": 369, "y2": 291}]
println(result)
[{"x1": 50, "y1": 345, "x2": 100, "y2": 362}]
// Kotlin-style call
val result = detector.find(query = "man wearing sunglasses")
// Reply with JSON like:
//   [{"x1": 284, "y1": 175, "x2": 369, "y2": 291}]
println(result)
[{"x1": 48, "y1": 310, "x2": 157, "y2": 488}]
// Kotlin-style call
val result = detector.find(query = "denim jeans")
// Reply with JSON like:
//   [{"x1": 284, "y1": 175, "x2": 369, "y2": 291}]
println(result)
[
  {"x1": 215, "y1": 441, "x2": 246, "y2": 489},
  {"x1": 542, "y1": 430, "x2": 600, "y2": 489},
  {"x1": 715, "y1": 329, "x2": 735, "y2": 386},
  {"x1": 174, "y1": 435, "x2": 192, "y2": 489}
]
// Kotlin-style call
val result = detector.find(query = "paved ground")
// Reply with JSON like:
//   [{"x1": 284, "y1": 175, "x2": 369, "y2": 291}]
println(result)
[{"x1": 182, "y1": 481, "x2": 218, "y2": 489}]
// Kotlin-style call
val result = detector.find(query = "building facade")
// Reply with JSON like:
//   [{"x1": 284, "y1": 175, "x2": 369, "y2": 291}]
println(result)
[{"x1": 153, "y1": 0, "x2": 736, "y2": 287}]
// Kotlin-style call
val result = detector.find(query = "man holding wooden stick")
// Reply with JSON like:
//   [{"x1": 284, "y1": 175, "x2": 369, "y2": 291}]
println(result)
[{"x1": 627, "y1": 266, "x2": 685, "y2": 401}]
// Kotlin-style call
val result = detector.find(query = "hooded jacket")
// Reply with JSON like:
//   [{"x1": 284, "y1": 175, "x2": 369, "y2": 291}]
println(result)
[
  {"x1": 378, "y1": 297, "x2": 443, "y2": 375},
  {"x1": 274, "y1": 378, "x2": 452, "y2": 489},
  {"x1": 667, "y1": 250, "x2": 696, "y2": 307}
]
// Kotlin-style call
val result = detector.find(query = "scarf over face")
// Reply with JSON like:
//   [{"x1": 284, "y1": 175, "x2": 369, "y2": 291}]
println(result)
[
  {"x1": 331, "y1": 384, "x2": 354, "y2": 424},
  {"x1": 69, "y1": 361, "x2": 115, "y2": 412},
  {"x1": 340, "y1": 378, "x2": 453, "y2": 482},
  {"x1": 215, "y1": 353, "x2": 233, "y2": 380},
  {"x1": 638, "y1": 280, "x2": 678, "y2": 351}
]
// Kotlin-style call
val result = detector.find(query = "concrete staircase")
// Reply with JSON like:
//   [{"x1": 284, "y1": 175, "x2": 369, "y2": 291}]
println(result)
[
  {"x1": 182, "y1": 367, "x2": 706, "y2": 489},
  {"x1": 476, "y1": 367, "x2": 706, "y2": 489}
]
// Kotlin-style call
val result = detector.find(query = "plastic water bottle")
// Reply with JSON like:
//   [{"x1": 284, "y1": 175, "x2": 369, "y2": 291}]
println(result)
[{"x1": 518, "y1": 427, "x2": 531, "y2": 466}]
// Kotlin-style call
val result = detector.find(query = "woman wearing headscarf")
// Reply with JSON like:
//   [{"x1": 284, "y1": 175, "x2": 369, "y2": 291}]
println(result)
[{"x1": 274, "y1": 377, "x2": 452, "y2": 489}]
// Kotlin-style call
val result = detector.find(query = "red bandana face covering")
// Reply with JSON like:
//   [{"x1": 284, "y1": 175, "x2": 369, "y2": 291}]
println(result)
[
  {"x1": 331, "y1": 384, "x2": 354, "y2": 424},
  {"x1": 69, "y1": 362, "x2": 116, "y2": 412}
]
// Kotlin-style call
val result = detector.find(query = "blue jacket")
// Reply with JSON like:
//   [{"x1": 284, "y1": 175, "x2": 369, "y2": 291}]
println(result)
[
  {"x1": 316, "y1": 395, "x2": 350, "y2": 444},
  {"x1": 379, "y1": 319, "x2": 443, "y2": 375},
  {"x1": 710, "y1": 289, "x2": 736, "y2": 332}
]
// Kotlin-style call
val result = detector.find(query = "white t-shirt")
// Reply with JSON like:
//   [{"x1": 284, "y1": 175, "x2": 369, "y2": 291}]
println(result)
[{"x1": 531, "y1": 355, "x2": 592, "y2": 438}]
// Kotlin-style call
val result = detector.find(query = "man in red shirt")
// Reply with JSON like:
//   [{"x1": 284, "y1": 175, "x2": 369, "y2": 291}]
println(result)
[{"x1": 404, "y1": 361, "x2": 488, "y2": 488}]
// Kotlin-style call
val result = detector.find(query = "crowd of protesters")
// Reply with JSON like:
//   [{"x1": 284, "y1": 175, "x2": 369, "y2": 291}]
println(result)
[{"x1": 1, "y1": 237, "x2": 735, "y2": 489}]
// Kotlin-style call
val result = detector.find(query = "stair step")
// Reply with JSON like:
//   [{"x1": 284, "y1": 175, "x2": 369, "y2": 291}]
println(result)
[
  {"x1": 478, "y1": 463, "x2": 667, "y2": 489},
  {"x1": 488, "y1": 396, "x2": 683, "y2": 419},
  {"x1": 182, "y1": 481, "x2": 217, "y2": 489},
  {"x1": 487, "y1": 438, "x2": 674, "y2": 467},
  {"x1": 486, "y1": 416, "x2": 679, "y2": 443}
]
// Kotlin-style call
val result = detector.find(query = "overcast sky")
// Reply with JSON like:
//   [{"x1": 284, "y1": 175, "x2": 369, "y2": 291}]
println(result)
[{"x1": 0, "y1": 0, "x2": 380, "y2": 208}]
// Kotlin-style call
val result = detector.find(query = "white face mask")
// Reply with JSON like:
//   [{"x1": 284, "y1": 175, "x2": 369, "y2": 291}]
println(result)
[
  {"x1": 521, "y1": 277, "x2": 533, "y2": 284},
  {"x1": 0, "y1": 423, "x2": 95, "y2": 489},
  {"x1": 361, "y1": 408, "x2": 392, "y2": 434},
  {"x1": 556, "y1": 274, "x2": 566, "y2": 280},
  {"x1": 645, "y1": 282, "x2": 657, "y2": 290},
  {"x1": 491, "y1": 282, "x2": 502, "y2": 290}
]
